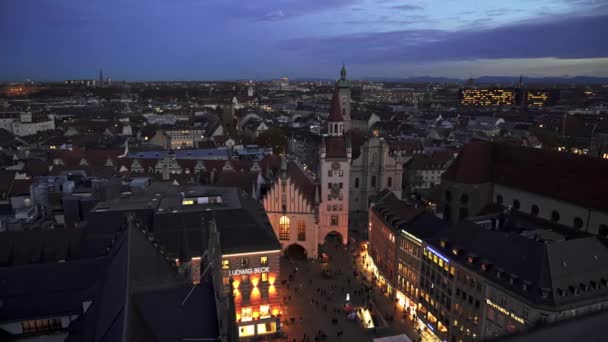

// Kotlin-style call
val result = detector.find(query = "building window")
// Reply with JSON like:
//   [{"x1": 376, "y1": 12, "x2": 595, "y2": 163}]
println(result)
[
  {"x1": 354, "y1": 178, "x2": 359, "y2": 188},
  {"x1": 339, "y1": 182, "x2": 343, "y2": 189},
  {"x1": 371, "y1": 176, "x2": 376, "y2": 188},
  {"x1": 331, "y1": 215, "x2": 339, "y2": 225},
  {"x1": 279, "y1": 216, "x2": 290, "y2": 240},
  {"x1": 551, "y1": 210, "x2": 560, "y2": 222},
  {"x1": 242, "y1": 274, "x2": 250, "y2": 284},
  {"x1": 261, "y1": 272, "x2": 268, "y2": 282},
  {"x1": 260, "y1": 256, "x2": 268, "y2": 266},
  {"x1": 460, "y1": 193, "x2": 469, "y2": 205},
  {"x1": 222, "y1": 260, "x2": 230, "y2": 270},
  {"x1": 388, "y1": 177, "x2": 392, "y2": 187},
  {"x1": 241, "y1": 307, "x2": 253, "y2": 322},
  {"x1": 328, "y1": 183, "x2": 332, "y2": 189},
  {"x1": 531, "y1": 204, "x2": 539, "y2": 216},
  {"x1": 240, "y1": 258, "x2": 249, "y2": 267},
  {"x1": 297, "y1": 221, "x2": 306, "y2": 241},
  {"x1": 328, "y1": 170, "x2": 332, "y2": 177},
  {"x1": 496, "y1": 195, "x2": 503, "y2": 205},
  {"x1": 260, "y1": 304, "x2": 270, "y2": 318},
  {"x1": 22, "y1": 319, "x2": 62, "y2": 334},
  {"x1": 512, "y1": 199, "x2": 520, "y2": 210},
  {"x1": 339, "y1": 170, "x2": 344, "y2": 176},
  {"x1": 573, "y1": 217, "x2": 584, "y2": 229},
  {"x1": 223, "y1": 276, "x2": 230, "y2": 286},
  {"x1": 445, "y1": 191, "x2": 452, "y2": 202}
]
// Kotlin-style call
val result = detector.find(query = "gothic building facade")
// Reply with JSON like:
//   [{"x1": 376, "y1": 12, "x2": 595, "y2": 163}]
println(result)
[{"x1": 263, "y1": 85, "x2": 351, "y2": 258}]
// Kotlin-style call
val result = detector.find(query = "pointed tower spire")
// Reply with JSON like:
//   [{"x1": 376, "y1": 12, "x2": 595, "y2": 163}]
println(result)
[{"x1": 340, "y1": 63, "x2": 347, "y2": 80}]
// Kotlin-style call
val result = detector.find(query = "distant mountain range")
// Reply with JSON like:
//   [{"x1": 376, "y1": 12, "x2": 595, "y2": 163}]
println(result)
[{"x1": 359, "y1": 75, "x2": 608, "y2": 85}]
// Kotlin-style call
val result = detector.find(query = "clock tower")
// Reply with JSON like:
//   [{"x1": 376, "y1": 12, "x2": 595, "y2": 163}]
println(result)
[{"x1": 319, "y1": 90, "x2": 351, "y2": 245}]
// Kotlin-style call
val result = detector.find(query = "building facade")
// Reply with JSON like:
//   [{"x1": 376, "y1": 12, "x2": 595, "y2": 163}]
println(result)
[
  {"x1": 350, "y1": 137, "x2": 403, "y2": 213},
  {"x1": 440, "y1": 142, "x2": 608, "y2": 235},
  {"x1": 263, "y1": 159, "x2": 320, "y2": 259}
]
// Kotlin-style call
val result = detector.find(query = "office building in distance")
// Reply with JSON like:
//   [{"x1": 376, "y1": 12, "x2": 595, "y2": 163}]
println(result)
[{"x1": 459, "y1": 88, "x2": 517, "y2": 106}]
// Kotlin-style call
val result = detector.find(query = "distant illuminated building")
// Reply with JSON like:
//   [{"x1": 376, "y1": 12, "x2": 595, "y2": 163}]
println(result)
[
  {"x1": 525, "y1": 89, "x2": 560, "y2": 107},
  {"x1": 460, "y1": 88, "x2": 516, "y2": 106}
]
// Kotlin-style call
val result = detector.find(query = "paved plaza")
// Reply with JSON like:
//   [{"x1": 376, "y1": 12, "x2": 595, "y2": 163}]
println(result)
[{"x1": 269, "y1": 223, "x2": 434, "y2": 342}]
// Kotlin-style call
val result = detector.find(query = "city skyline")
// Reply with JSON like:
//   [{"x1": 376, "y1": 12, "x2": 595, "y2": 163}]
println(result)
[{"x1": 1, "y1": 0, "x2": 607, "y2": 81}]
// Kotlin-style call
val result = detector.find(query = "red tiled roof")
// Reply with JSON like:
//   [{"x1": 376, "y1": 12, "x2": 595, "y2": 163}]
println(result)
[
  {"x1": 325, "y1": 136, "x2": 348, "y2": 159},
  {"x1": 443, "y1": 142, "x2": 608, "y2": 211},
  {"x1": 327, "y1": 92, "x2": 343, "y2": 122}
]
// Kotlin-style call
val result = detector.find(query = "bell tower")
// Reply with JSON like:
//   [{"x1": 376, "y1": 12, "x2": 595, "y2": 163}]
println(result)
[{"x1": 335, "y1": 64, "x2": 352, "y2": 132}]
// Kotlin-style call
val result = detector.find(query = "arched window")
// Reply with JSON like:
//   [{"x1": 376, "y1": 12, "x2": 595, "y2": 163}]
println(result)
[
  {"x1": 512, "y1": 200, "x2": 520, "y2": 210},
  {"x1": 551, "y1": 210, "x2": 560, "y2": 222},
  {"x1": 371, "y1": 176, "x2": 377, "y2": 188},
  {"x1": 387, "y1": 177, "x2": 393, "y2": 187},
  {"x1": 460, "y1": 193, "x2": 469, "y2": 205},
  {"x1": 531, "y1": 205, "x2": 539, "y2": 216},
  {"x1": 573, "y1": 217, "x2": 584, "y2": 230},
  {"x1": 496, "y1": 195, "x2": 503, "y2": 205},
  {"x1": 279, "y1": 216, "x2": 290, "y2": 240},
  {"x1": 355, "y1": 178, "x2": 359, "y2": 189}
]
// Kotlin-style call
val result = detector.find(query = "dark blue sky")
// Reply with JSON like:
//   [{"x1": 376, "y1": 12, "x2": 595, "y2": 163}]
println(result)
[{"x1": 1, "y1": 0, "x2": 607, "y2": 81}]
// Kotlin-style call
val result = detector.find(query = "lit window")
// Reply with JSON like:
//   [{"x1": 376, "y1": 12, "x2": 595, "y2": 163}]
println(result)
[
  {"x1": 261, "y1": 272, "x2": 268, "y2": 282},
  {"x1": 260, "y1": 256, "x2": 268, "y2": 266},
  {"x1": 240, "y1": 258, "x2": 249, "y2": 267},
  {"x1": 182, "y1": 199, "x2": 194, "y2": 205},
  {"x1": 279, "y1": 216, "x2": 290, "y2": 240},
  {"x1": 239, "y1": 324, "x2": 255, "y2": 337},
  {"x1": 222, "y1": 260, "x2": 230, "y2": 270},
  {"x1": 260, "y1": 305, "x2": 270, "y2": 318}
]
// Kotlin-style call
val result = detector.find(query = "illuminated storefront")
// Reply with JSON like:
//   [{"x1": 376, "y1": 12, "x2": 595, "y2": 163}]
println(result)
[{"x1": 221, "y1": 249, "x2": 282, "y2": 340}]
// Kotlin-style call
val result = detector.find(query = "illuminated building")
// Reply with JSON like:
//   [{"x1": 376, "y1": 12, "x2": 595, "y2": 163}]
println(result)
[
  {"x1": 420, "y1": 215, "x2": 608, "y2": 342},
  {"x1": 525, "y1": 89, "x2": 560, "y2": 107},
  {"x1": 460, "y1": 88, "x2": 516, "y2": 106},
  {"x1": 88, "y1": 183, "x2": 283, "y2": 340},
  {"x1": 264, "y1": 82, "x2": 351, "y2": 259},
  {"x1": 367, "y1": 191, "x2": 448, "y2": 313}
]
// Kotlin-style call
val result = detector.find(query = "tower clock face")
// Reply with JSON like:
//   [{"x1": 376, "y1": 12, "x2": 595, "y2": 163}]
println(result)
[{"x1": 331, "y1": 162, "x2": 340, "y2": 170}]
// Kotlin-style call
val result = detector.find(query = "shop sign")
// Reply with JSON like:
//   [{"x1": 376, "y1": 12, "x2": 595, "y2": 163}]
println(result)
[{"x1": 228, "y1": 267, "x2": 270, "y2": 276}]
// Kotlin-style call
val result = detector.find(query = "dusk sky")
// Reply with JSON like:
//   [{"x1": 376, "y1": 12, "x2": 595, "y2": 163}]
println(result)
[{"x1": 1, "y1": 0, "x2": 607, "y2": 81}]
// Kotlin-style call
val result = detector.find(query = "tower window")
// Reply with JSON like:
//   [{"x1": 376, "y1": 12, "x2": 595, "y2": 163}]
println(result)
[
  {"x1": 371, "y1": 176, "x2": 376, "y2": 188},
  {"x1": 355, "y1": 178, "x2": 359, "y2": 188},
  {"x1": 387, "y1": 177, "x2": 392, "y2": 187}
]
